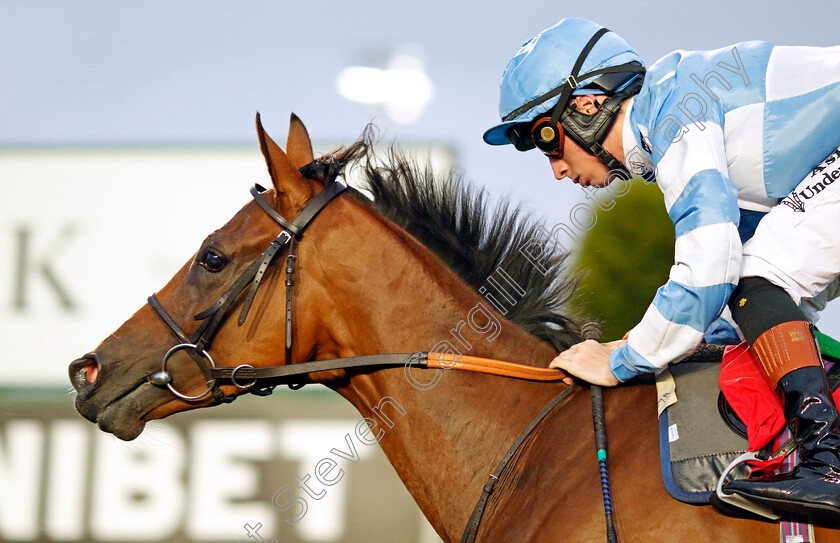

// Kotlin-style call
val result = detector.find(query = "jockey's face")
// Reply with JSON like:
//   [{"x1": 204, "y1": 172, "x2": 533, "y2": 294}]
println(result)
[{"x1": 548, "y1": 136, "x2": 613, "y2": 187}]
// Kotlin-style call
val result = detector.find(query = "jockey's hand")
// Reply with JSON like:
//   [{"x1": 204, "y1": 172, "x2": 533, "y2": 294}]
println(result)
[{"x1": 550, "y1": 340, "x2": 625, "y2": 387}]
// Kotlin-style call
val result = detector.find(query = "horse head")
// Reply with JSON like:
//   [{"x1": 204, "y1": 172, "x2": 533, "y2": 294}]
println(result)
[{"x1": 69, "y1": 114, "x2": 368, "y2": 440}]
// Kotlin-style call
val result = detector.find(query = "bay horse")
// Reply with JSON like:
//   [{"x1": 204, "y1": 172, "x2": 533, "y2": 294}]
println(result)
[{"x1": 68, "y1": 114, "x2": 840, "y2": 542}]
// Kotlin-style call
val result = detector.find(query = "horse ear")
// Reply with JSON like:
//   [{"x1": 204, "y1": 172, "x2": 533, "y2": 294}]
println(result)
[
  {"x1": 255, "y1": 113, "x2": 308, "y2": 198},
  {"x1": 286, "y1": 113, "x2": 315, "y2": 169}
]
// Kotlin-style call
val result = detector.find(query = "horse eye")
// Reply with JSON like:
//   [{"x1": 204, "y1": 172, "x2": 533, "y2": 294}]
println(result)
[{"x1": 199, "y1": 250, "x2": 227, "y2": 272}]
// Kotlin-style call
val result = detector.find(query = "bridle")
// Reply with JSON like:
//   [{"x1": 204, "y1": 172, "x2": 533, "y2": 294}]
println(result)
[
  {"x1": 146, "y1": 162, "x2": 349, "y2": 403},
  {"x1": 146, "y1": 164, "x2": 577, "y2": 403}
]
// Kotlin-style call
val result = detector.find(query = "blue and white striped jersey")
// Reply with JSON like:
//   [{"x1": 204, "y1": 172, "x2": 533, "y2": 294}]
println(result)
[{"x1": 610, "y1": 41, "x2": 840, "y2": 382}]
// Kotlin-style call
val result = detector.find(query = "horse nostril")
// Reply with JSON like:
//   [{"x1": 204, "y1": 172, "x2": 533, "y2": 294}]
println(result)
[{"x1": 69, "y1": 353, "x2": 101, "y2": 390}]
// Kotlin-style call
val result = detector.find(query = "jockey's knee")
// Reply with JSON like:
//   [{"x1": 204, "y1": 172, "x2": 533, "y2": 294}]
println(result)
[{"x1": 729, "y1": 276, "x2": 807, "y2": 344}]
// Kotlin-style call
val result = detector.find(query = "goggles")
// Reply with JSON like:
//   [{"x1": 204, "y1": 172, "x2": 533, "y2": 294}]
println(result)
[{"x1": 506, "y1": 116, "x2": 566, "y2": 157}]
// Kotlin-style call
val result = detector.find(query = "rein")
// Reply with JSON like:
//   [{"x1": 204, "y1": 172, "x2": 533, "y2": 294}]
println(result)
[
  {"x1": 212, "y1": 351, "x2": 572, "y2": 390},
  {"x1": 145, "y1": 171, "x2": 574, "y2": 401}
]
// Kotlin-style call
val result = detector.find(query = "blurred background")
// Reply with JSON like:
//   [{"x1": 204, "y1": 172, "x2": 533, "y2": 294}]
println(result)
[{"x1": 2, "y1": 1, "x2": 840, "y2": 541}]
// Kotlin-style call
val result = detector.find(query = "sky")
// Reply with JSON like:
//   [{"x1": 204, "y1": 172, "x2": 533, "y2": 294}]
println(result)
[
  {"x1": 4, "y1": 1, "x2": 840, "y2": 205},
  {"x1": 3, "y1": 0, "x2": 840, "y2": 333}
]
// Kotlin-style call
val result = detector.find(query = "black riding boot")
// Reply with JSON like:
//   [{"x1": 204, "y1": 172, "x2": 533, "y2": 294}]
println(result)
[{"x1": 725, "y1": 365, "x2": 840, "y2": 523}]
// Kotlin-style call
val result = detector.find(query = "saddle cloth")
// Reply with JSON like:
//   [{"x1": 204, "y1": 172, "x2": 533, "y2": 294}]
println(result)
[
  {"x1": 658, "y1": 331, "x2": 840, "y2": 505},
  {"x1": 658, "y1": 360, "x2": 750, "y2": 504}
]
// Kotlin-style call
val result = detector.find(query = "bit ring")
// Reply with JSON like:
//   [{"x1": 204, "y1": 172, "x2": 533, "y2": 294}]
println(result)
[{"x1": 160, "y1": 343, "x2": 216, "y2": 401}]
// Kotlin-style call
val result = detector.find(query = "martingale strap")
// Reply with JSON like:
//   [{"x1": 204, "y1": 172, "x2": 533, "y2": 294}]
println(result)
[
  {"x1": 460, "y1": 384, "x2": 577, "y2": 543},
  {"x1": 459, "y1": 322, "x2": 616, "y2": 543}
]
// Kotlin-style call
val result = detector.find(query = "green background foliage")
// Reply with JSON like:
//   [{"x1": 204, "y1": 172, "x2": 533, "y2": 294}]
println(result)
[{"x1": 570, "y1": 180, "x2": 675, "y2": 341}]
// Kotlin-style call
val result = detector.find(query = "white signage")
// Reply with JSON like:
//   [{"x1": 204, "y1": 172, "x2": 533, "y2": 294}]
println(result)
[
  {"x1": 0, "y1": 145, "x2": 453, "y2": 387},
  {"x1": 0, "y1": 146, "x2": 263, "y2": 386},
  {"x1": 0, "y1": 411, "x2": 440, "y2": 542}
]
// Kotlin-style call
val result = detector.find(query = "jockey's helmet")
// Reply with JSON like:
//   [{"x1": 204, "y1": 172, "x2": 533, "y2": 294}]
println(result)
[{"x1": 483, "y1": 18, "x2": 645, "y2": 171}]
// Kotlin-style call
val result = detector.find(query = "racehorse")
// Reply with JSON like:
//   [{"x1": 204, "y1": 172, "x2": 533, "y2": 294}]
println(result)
[{"x1": 68, "y1": 115, "x2": 840, "y2": 542}]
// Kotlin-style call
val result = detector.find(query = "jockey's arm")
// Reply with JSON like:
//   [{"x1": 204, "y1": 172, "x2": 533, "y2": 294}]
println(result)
[{"x1": 609, "y1": 123, "x2": 742, "y2": 382}]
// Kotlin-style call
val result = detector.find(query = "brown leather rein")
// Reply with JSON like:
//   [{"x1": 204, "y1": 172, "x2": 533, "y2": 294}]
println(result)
[{"x1": 146, "y1": 169, "x2": 570, "y2": 403}]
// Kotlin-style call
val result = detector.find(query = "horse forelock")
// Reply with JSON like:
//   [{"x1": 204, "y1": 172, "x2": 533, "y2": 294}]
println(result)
[{"x1": 313, "y1": 130, "x2": 582, "y2": 351}]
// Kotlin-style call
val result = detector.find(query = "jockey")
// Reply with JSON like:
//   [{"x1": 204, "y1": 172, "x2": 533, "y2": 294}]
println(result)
[{"x1": 484, "y1": 17, "x2": 840, "y2": 522}]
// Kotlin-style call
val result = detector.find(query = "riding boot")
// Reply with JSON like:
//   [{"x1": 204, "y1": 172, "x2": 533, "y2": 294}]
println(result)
[{"x1": 724, "y1": 321, "x2": 840, "y2": 523}]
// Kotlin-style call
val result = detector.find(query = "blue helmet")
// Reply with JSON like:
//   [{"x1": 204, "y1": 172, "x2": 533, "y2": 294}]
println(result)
[{"x1": 483, "y1": 18, "x2": 644, "y2": 147}]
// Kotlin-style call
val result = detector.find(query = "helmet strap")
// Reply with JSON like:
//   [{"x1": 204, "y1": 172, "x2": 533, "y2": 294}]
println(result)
[
  {"x1": 560, "y1": 76, "x2": 643, "y2": 176},
  {"x1": 546, "y1": 28, "x2": 610, "y2": 130},
  {"x1": 503, "y1": 27, "x2": 645, "y2": 124}
]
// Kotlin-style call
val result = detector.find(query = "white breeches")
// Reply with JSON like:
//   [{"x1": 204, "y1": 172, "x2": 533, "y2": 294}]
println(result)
[{"x1": 741, "y1": 147, "x2": 840, "y2": 320}]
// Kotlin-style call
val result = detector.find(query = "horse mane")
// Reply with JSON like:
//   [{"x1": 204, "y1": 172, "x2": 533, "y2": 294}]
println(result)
[{"x1": 313, "y1": 129, "x2": 582, "y2": 352}]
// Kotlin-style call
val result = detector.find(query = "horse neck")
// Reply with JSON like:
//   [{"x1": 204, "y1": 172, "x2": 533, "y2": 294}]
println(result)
[{"x1": 311, "y1": 211, "x2": 567, "y2": 541}]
